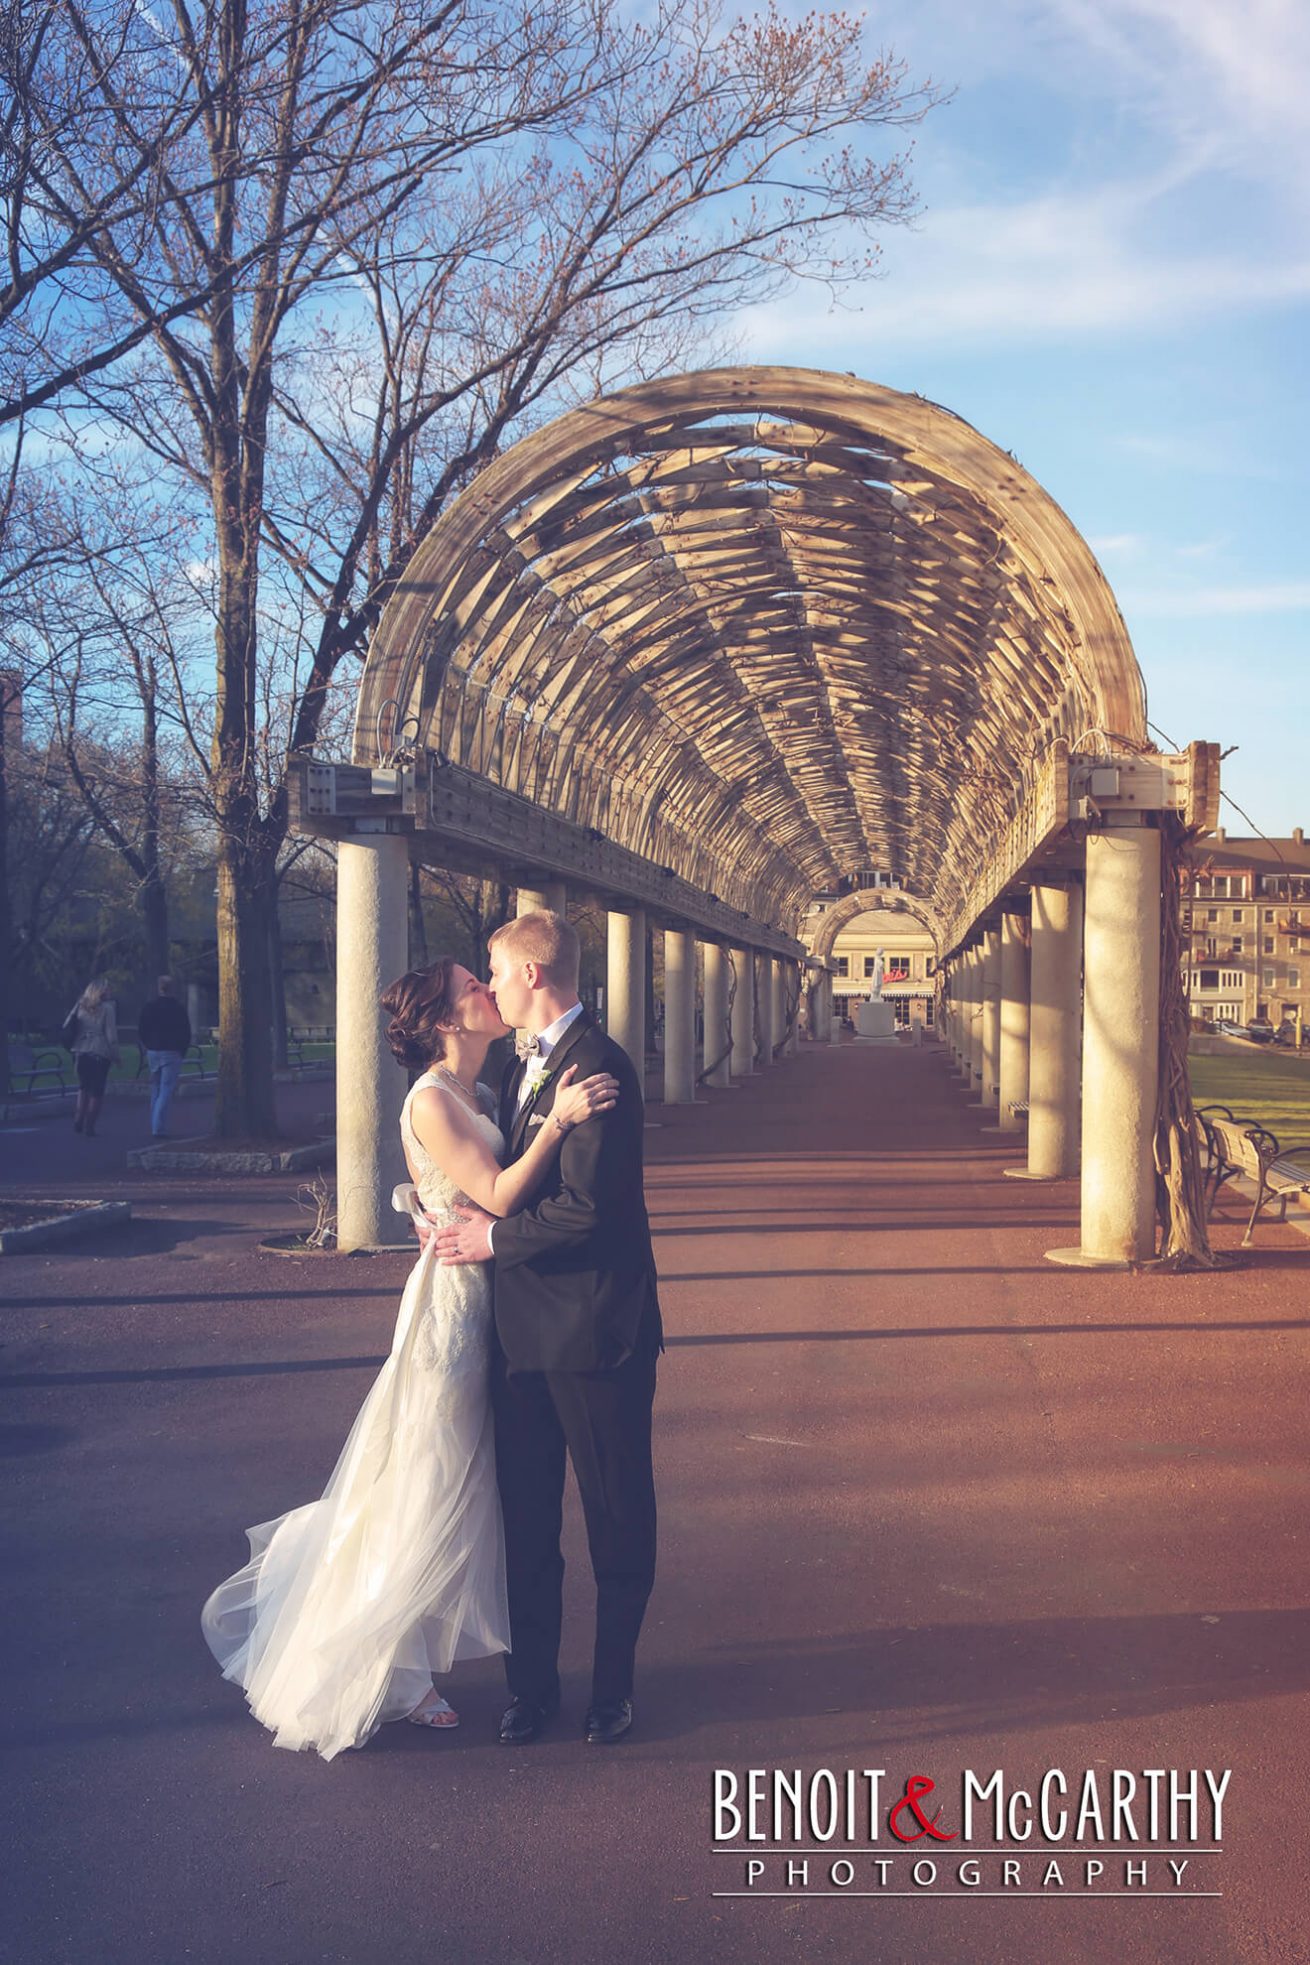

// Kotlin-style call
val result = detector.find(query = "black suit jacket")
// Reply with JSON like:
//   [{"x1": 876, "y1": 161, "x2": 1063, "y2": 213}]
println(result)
[{"x1": 492, "y1": 1010, "x2": 662, "y2": 1374}]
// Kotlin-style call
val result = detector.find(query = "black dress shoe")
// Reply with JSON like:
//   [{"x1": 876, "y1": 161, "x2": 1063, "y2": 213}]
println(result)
[
  {"x1": 583, "y1": 1697, "x2": 633, "y2": 1745},
  {"x1": 498, "y1": 1694, "x2": 558, "y2": 1745}
]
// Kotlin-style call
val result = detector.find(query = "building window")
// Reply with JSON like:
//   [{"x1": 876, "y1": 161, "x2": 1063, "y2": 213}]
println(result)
[
  {"x1": 1264, "y1": 937, "x2": 1275, "y2": 954},
  {"x1": 1230, "y1": 938, "x2": 1243, "y2": 954},
  {"x1": 835, "y1": 957, "x2": 848, "y2": 977},
  {"x1": 1232, "y1": 908, "x2": 1244, "y2": 922},
  {"x1": 1290, "y1": 969, "x2": 1302, "y2": 989},
  {"x1": 1220, "y1": 970, "x2": 1243, "y2": 989},
  {"x1": 1207, "y1": 909, "x2": 1219, "y2": 923},
  {"x1": 1264, "y1": 968, "x2": 1276, "y2": 986},
  {"x1": 1265, "y1": 909, "x2": 1275, "y2": 922},
  {"x1": 1198, "y1": 969, "x2": 1219, "y2": 990}
]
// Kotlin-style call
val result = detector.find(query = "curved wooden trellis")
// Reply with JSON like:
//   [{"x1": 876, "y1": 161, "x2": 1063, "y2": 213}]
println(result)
[{"x1": 355, "y1": 368, "x2": 1146, "y2": 934}]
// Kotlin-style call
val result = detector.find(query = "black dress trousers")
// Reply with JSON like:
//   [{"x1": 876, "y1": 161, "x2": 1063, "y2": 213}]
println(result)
[{"x1": 491, "y1": 1326, "x2": 658, "y2": 1707}]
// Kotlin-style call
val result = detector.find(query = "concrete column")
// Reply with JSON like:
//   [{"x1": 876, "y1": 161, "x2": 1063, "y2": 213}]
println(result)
[
  {"x1": 606, "y1": 908, "x2": 646, "y2": 1085},
  {"x1": 758, "y1": 956, "x2": 777, "y2": 1065},
  {"x1": 516, "y1": 881, "x2": 567, "y2": 915},
  {"x1": 337, "y1": 833, "x2": 411, "y2": 1251},
  {"x1": 958, "y1": 958, "x2": 970, "y2": 1071},
  {"x1": 1050, "y1": 825, "x2": 1162, "y2": 1267},
  {"x1": 701, "y1": 942, "x2": 732, "y2": 1088},
  {"x1": 979, "y1": 928, "x2": 1002, "y2": 1107},
  {"x1": 829, "y1": 974, "x2": 843, "y2": 1044},
  {"x1": 787, "y1": 962, "x2": 801, "y2": 1054},
  {"x1": 663, "y1": 928, "x2": 696, "y2": 1104},
  {"x1": 998, "y1": 910, "x2": 1031, "y2": 1132},
  {"x1": 730, "y1": 949, "x2": 756, "y2": 1075},
  {"x1": 960, "y1": 947, "x2": 977, "y2": 1084},
  {"x1": 813, "y1": 971, "x2": 831, "y2": 1045},
  {"x1": 962, "y1": 947, "x2": 974, "y2": 1076},
  {"x1": 1013, "y1": 882, "x2": 1083, "y2": 1181}
]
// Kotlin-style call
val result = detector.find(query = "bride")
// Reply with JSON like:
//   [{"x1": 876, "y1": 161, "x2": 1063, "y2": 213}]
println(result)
[{"x1": 201, "y1": 957, "x2": 618, "y2": 1759}]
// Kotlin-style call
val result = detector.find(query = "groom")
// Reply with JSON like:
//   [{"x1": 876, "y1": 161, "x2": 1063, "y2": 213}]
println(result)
[{"x1": 435, "y1": 909, "x2": 662, "y2": 1745}]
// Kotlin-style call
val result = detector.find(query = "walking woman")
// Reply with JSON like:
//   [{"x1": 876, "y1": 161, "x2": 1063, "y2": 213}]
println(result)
[{"x1": 67, "y1": 977, "x2": 119, "y2": 1136}]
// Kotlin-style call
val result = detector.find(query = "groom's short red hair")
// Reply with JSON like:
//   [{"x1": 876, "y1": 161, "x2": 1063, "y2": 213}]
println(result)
[{"x1": 488, "y1": 910, "x2": 580, "y2": 989}]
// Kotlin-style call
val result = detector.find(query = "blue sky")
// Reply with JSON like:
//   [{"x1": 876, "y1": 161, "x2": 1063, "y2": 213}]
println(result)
[{"x1": 737, "y1": 0, "x2": 1309, "y2": 836}]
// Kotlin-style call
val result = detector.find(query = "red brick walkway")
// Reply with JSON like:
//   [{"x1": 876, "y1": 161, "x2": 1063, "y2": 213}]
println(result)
[{"x1": 2, "y1": 1040, "x2": 1306, "y2": 1963}]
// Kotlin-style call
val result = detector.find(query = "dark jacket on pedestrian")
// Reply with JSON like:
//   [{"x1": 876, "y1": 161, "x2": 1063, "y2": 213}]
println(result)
[{"x1": 138, "y1": 995, "x2": 192, "y2": 1054}]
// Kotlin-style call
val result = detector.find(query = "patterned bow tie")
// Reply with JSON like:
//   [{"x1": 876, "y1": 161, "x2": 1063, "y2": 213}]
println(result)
[{"x1": 514, "y1": 1031, "x2": 542, "y2": 1062}]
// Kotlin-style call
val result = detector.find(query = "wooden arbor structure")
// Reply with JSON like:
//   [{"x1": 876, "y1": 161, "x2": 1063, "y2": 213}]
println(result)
[{"x1": 294, "y1": 368, "x2": 1218, "y2": 1255}]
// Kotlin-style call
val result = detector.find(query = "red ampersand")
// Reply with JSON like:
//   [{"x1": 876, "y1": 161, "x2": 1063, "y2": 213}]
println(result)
[{"x1": 888, "y1": 1774, "x2": 956, "y2": 1842}]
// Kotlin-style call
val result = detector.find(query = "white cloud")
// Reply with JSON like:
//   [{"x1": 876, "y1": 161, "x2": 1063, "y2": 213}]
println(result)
[
  {"x1": 1121, "y1": 581, "x2": 1310, "y2": 617},
  {"x1": 1089, "y1": 533, "x2": 1146, "y2": 555},
  {"x1": 738, "y1": 187, "x2": 1310, "y2": 352},
  {"x1": 741, "y1": 0, "x2": 1310, "y2": 357}
]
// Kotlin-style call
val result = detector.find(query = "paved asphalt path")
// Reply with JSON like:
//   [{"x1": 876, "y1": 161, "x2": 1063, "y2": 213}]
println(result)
[{"x1": 1, "y1": 1043, "x2": 1307, "y2": 1964}]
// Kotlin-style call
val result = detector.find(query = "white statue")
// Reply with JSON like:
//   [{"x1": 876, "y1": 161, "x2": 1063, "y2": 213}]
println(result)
[{"x1": 871, "y1": 948, "x2": 886, "y2": 999}]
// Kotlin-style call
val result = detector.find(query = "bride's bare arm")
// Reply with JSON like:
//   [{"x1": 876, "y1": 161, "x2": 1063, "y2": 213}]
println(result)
[{"x1": 408, "y1": 1066, "x2": 619, "y2": 1217}]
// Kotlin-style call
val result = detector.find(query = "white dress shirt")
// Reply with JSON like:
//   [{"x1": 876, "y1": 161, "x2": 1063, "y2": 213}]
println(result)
[{"x1": 513, "y1": 1000, "x2": 586, "y2": 1115}]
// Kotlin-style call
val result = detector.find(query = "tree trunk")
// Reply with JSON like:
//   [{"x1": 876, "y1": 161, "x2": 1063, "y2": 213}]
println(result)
[
  {"x1": 214, "y1": 842, "x2": 278, "y2": 1137},
  {"x1": 139, "y1": 667, "x2": 170, "y2": 980},
  {"x1": 141, "y1": 870, "x2": 170, "y2": 982},
  {"x1": 0, "y1": 680, "x2": 11, "y2": 1097},
  {"x1": 408, "y1": 860, "x2": 428, "y2": 968},
  {"x1": 269, "y1": 894, "x2": 289, "y2": 1070}
]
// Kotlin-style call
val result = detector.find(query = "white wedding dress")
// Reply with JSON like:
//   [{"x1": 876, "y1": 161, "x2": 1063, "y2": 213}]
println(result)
[{"x1": 201, "y1": 1071, "x2": 509, "y2": 1759}]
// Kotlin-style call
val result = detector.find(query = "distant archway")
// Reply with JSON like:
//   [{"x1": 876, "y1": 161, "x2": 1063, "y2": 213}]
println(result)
[{"x1": 809, "y1": 889, "x2": 946, "y2": 964}]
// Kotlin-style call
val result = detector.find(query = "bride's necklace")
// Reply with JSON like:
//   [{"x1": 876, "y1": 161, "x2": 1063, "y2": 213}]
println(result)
[{"x1": 434, "y1": 1062, "x2": 480, "y2": 1109}]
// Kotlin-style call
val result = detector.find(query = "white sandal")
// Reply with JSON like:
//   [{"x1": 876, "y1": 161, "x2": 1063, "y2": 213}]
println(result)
[{"x1": 407, "y1": 1688, "x2": 460, "y2": 1729}]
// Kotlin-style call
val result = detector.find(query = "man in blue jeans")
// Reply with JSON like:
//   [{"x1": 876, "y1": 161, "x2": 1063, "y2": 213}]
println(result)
[{"x1": 137, "y1": 976, "x2": 192, "y2": 1139}]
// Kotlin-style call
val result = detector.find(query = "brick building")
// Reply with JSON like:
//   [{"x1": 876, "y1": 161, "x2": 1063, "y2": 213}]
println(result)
[{"x1": 1182, "y1": 830, "x2": 1310, "y2": 1035}]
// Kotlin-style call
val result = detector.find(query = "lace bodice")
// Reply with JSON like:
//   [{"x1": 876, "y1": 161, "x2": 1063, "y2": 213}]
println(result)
[
  {"x1": 400, "y1": 1069, "x2": 504, "y2": 1220},
  {"x1": 393, "y1": 1069, "x2": 503, "y2": 1381}
]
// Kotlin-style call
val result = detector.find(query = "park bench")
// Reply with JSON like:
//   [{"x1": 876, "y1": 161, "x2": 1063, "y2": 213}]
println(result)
[
  {"x1": 5, "y1": 1040, "x2": 69, "y2": 1100},
  {"x1": 287, "y1": 1028, "x2": 335, "y2": 1070},
  {"x1": 135, "y1": 1040, "x2": 214, "y2": 1082},
  {"x1": 1196, "y1": 1104, "x2": 1310, "y2": 1247}
]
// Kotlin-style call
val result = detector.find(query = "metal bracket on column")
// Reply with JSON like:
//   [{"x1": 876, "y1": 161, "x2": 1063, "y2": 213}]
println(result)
[
  {"x1": 294, "y1": 759, "x2": 417, "y2": 821},
  {"x1": 1070, "y1": 742, "x2": 1221, "y2": 831},
  {"x1": 943, "y1": 739, "x2": 1220, "y2": 958}
]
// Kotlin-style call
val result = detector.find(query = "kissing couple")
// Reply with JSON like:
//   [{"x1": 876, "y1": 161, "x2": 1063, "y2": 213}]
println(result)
[{"x1": 202, "y1": 910, "x2": 662, "y2": 1756}]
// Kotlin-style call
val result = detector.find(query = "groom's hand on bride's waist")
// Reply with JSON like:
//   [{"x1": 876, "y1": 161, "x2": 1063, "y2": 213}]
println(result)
[{"x1": 435, "y1": 1205, "x2": 495, "y2": 1265}]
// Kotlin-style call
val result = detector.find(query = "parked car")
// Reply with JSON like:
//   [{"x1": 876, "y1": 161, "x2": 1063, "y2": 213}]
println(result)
[
  {"x1": 1216, "y1": 1020, "x2": 1247, "y2": 1038},
  {"x1": 1245, "y1": 1018, "x2": 1275, "y2": 1043},
  {"x1": 1274, "y1": 1022, "x2": 1298, "y2": 1047}
]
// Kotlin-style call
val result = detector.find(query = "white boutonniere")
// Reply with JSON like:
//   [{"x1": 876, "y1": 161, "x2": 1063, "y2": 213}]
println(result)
[{"x1": 520, "y1": 1060, "x2": 558, "y2": 1114}]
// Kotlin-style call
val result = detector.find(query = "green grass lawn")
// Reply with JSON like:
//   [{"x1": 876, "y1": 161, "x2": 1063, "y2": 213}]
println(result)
[
  {"x1": 1188, "y1": 1048, "x2": 1310, "y2": 1143},
  {"x1": 13, "y1": 1039, "x2": 335, "y2": 1095}
]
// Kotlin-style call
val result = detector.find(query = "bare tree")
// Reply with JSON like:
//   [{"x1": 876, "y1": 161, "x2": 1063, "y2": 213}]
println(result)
[
  {"x1": 7, "y1": 0, "x2": 941, "y2": 1133},
  {"x1": 0, "y1": 432, "x2": 90, "y2": 1088}
]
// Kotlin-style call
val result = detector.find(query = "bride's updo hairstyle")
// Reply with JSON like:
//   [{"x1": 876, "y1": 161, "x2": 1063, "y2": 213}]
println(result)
[{"x1": 380, "y1": 958, "x2": 459, "y2": 1070}]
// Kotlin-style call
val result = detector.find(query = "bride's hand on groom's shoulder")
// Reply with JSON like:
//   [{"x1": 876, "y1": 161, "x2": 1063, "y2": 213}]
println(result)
[
  {"x1": 551, "y1": 1064, "x2": 620, "y2": 1131},
  {"x1": 436, "y1": 1205, "x2": 495, "y2": 1265}
]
